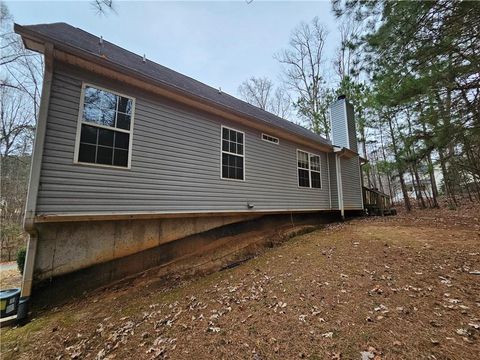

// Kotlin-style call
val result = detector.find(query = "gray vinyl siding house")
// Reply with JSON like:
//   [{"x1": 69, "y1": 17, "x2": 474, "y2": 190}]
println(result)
[
  {"x1": 15, "y1": 22, "x2": 364, "y2": 306},
  {"x1": 39, "y1": 63, "x2": 333, "y2": 215}
]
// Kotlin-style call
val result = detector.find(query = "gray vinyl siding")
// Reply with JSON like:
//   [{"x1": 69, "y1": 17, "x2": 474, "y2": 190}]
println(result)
[
  {"x1": 346, "y1": 102, "x2": 358, "y2": 153},
  {"x1": 36, "y1": 62, "x2": 333, "y2": 215},
  {"x1": 340, "y1": 156, "x2": 363, "y2": 209},
  {"x1": 330, "y1": 99, "x2": 358, "y2": 153},
  {"x1": 328, "y1": 153, "x2": 339, "y2": 209},
  {"x1": 330, "y1": 99, "x2": 349, "y2": 149}
]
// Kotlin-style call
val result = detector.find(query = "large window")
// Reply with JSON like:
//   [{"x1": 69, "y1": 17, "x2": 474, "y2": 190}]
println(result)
[
  {"x1": 75, "y1": 84, "x2": 134, "y2": 168},
  {"x1": 297, "y1": 150, "x2": 321, "y2": 188},
  {"x1": 221, "y1": 126, "x2": 244, "y2": 180}
]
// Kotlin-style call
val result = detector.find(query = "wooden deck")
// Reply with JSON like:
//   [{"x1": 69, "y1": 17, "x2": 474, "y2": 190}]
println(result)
[{"x1": 363, "y1": 187, "x2": 397, "y2": 216}]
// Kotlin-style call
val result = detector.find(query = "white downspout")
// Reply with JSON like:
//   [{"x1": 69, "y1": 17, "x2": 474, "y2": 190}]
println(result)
[
  {"x1": 336, "y1": 153, "x2": 344, "y2": 219},
  {"x1": 327, "y1": 153, "x2": 332, "y2": 209},
  {"x1": 17, "y1": 43, "x2": 54, "y2": 322},
  {"x1": 358, "y1": 156, "x2": 365, "y2": 211}
]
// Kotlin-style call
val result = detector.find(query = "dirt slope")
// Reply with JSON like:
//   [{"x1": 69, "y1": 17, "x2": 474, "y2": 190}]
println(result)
[{"x1": 1, "y1": 206, "x2": 479, "y2": 359}]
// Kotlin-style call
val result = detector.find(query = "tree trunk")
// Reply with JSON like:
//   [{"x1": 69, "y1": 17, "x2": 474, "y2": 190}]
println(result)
[
  {"x1": 386, "y1": 114, "x2": 411, "y2": 211},
  {"x1": 386, "y1": 171, "x2": 394, "y2": 201},
  {"x1": 439, "y1": 150, "x2": 457, "y2": 208},
  {"x1": 426, "y1": 154, "x2": 439, "y2": 208},
  {"x1": 413, "y1": 166, "x2": 426, "y2": 208}
]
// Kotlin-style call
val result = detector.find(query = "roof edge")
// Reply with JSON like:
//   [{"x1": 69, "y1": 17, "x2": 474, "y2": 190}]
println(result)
[{"x1": 14, "y1": 23, "x2": 333, "y2": 152}]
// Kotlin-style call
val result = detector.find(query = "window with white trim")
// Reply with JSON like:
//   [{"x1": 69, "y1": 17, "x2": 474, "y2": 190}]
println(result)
[
  {"x1": 297, "y1": 150, "x2": 321, "y2": 188},
  {"x1": 262, "y1": 133, "x2": 279, "y2": 144},
  {"x1": 76, "y1": 85, "x2": 134, "y2": 168},
  {"x1": 221, "y1": 126, "x2": 244, "y2": 180}
]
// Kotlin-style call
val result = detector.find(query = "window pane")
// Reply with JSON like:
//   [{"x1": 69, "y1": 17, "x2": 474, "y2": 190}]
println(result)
[
  {"x1": 113, "y1": 149, "x2": 128, "y2": 167},
  {"x1": 83, "y1": 86, "x2": 117, "y2": 127},
  {"x1": 311, "y1": 171, "x2": 321, "y2": 188},
  {"x1": 222, "y1": 140, "x2": 229, "y2": 152},
  {"x1": 297, "y1": 151, "x2": 309, "y2": 169},
  {"x1": 310, "y1": 155, "x2": 320, "y2": 171},
  {"x1": 116, "y1": 113, "x2": 131, "y2": 130},
  {"x1": 84, "y1": 103, "x2": 116, "y2": 127},
  {"x1": 117, "y1": 96, "x2": 132, "y2": 115},
  {"x1": 236, "y1": 167, "x2": 244, "y2": 180},
  {"x1": 115, "y1": 132, "x2": 129, "y2": 150},
  {"x1": 96, "y1": 146, "x2": 113, "y2": 165},
  {"x1": 84, "y1": 86, "x2": 117, "y2": 112},
  {"x1": 78, "y1": 143, "x2": 96, "y2": 163},
  {"x1": 78, "y1": 86, "x2": 133, "y2": 168},
  {"x1": 222, "y1": 153, "x2": 243, "y2": 180},
  {"x1": 221, "y1": 128, "x2": 244, "y2": 179},
  {"x1": 83, "y1": 105, "x2": 104, "y2": 124},
  {"x1": 80, "y1": 125, "x2": 98, "y2": 144},
  {"x1": 98, "y1": 128, "x2": 114, "y2": 146},
  {"x1": 298, "y1": 169, "x2": 310, "y2": 187}
]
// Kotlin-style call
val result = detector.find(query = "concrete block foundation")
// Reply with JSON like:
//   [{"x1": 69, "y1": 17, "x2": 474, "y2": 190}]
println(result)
[{"x1": 32, "y1": 212, "x2": 341, "y2": 307}]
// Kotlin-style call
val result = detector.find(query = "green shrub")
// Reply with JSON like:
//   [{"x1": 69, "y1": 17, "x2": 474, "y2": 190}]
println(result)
[{"x1": 16, "y1": 248, "x2": 26, "y2": 275}]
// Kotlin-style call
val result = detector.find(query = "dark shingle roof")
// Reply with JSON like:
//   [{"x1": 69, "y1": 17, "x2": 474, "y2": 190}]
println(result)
[{"x1": 16, "y1": 22, "x2": 330, "y2": 147}]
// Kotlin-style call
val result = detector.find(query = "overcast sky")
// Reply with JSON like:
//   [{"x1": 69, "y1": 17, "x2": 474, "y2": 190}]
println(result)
[{"x1": 7, "y1": 0, "x2": 341, "y2": 97}]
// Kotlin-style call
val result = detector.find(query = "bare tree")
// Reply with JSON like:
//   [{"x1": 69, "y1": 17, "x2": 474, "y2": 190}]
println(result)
[
  {"x1": 0, "y1": 3, "x2": 43, "y2": 260},
  {"x1": 0, "y1": 3, "x2": 19, "y2": 67},
  {"x1": 91, "y1": 0, "x2": 115, "y2": 15},
  {"x1": 334, "y1": 18, "x2": 363, "y2": 83},
  {"x1": 238, "y1": 77, "x2": 273, "y2": 111},
  {"x1": 275, "y1": 17, "x2": 332, "y2": 137},
  {"x1": 238, "y1": 76, "x2": 292, "y2": 119},
  {"x1": 270, "y1": 87, "x2": 292, "y2": 119},
  {"x1": 1, "y1": 3, "x2": 43, "y2": 124},
  {"x1": 0, "y1": 86, "x2": 34, "y2": 157}
]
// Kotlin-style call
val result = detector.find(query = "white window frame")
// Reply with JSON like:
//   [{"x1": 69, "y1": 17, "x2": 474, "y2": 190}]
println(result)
[
  {"x1": 220, "y1": 125, "x2": 245, "y2": 181},
  {"x1": 297, "y1": 149, "x2": 322, "y2": 189},
  {"x1": 261, "y1": 133, "x2": 279, "y2": 145},
  {"x1": 73, "y1": 82, "x2": 136, "y2": 170}
]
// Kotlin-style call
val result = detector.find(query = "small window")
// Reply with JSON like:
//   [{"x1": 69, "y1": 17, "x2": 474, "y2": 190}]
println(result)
[
  {"x1": 221, "y1": 126, "x2": 244, "y2": 180},
  {"x1": 76, "y1": 84, "x2": 134, "y2": 168},
  {"x1": 297, "y1": 150, "x2": 322, "y2": 188},
  {"x1": 262, "y1": 133, "x2": 279, "y2": 144}
]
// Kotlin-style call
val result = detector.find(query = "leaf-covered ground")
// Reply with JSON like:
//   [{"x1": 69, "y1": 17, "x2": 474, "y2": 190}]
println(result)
[{"x1": 1, "y1": 205, "x2": 480, "y2": 359}]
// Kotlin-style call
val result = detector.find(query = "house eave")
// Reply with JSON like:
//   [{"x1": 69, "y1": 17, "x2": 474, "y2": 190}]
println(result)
[{"x1": 333, "y1": 146, "x2": 359, "y2": 159}]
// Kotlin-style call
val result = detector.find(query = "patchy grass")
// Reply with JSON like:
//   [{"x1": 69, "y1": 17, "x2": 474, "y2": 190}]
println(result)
[
  {"x1": 0, "y1": 267, "x2": 21, "y2": 290},
  {"x1": 1, "y1": 205, "x2": 480, "y2": 359}
]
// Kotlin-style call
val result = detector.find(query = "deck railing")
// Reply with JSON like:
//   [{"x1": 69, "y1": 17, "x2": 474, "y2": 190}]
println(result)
[{"x1": 362, "y1": 187, "x2": 392, "y2": 216}]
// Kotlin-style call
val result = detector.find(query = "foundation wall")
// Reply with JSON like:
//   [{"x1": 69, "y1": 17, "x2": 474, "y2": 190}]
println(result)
[
  {"x1": 32, "y1": 212, "x2": 341, "y2": 307},
  {"x1": 34, "y1": 214, "x2": 258, "y2": 281}
]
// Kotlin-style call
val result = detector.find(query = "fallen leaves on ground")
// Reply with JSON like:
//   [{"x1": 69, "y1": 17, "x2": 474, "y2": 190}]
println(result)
[{"x1": 2, "y1": 203, "x2": 480, "y2": 359}]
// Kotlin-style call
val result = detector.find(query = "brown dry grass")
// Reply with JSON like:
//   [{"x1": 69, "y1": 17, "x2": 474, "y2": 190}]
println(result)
[
  {"x1": 0, "y1": 267, "x2": 21, "y2": 290},
  {"x1": 1, "y1": 205, "x2": 479, "y2": 359}
]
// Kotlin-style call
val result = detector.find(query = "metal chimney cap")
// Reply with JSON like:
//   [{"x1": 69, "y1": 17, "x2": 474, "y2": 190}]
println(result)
[{"x1": 337, "y1": 94, "x2": 346, "y2": 100}]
